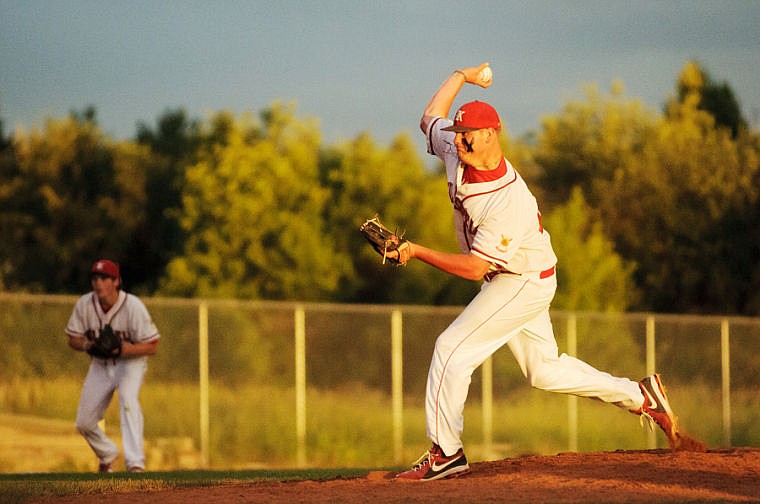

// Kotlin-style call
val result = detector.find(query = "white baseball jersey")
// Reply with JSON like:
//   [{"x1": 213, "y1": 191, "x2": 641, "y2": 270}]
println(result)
[
  {"x1": 66, "y1": 290, "x2": 160, "y2": 348},
  {"x1": 426, "y1": 117, "x2": 557, "y2": 277}
]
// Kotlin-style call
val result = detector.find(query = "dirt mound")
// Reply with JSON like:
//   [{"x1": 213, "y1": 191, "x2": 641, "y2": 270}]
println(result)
[{"x1": 46, "y1": 447, "x2": 760, "y2": 503}]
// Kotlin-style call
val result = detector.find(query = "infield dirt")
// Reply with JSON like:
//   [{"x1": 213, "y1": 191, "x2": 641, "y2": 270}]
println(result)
[{"x1": 43, "y1": 447, "x2": 760, "y2": 503}]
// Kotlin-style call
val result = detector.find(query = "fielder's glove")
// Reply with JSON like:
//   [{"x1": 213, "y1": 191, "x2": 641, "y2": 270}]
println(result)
[
  {"x1": 86, "y1": 324, "x2": 123, "y2": 359},
  {"x1": 360, "y1": 215, "x2": 411, "y2": 265}
]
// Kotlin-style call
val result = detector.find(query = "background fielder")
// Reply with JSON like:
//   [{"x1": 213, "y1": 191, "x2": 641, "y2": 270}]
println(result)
[
  {"x1": 66, "y1": 259, "x2": 160, "y2": 473},
  {"x1": 387, "y1": 63, "x2": 681, "y2": 481}
]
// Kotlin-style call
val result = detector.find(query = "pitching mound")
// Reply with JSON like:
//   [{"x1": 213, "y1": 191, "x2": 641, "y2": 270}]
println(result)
[{"x1": 47, "y1": 447, "x2": 760, "y2": 503}]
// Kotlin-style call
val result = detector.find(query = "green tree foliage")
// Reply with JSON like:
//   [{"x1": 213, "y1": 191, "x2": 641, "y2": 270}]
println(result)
[
  {"x1": 535, "y1": 70, "x2": 760, "y2": 314},
  {"x1": 534, "y1": 82, "x2": 659, "y2": 208},
  {"x1": 159, "y1": 103, "x2": 344, "y2": 300},
  {"x1": 2, "y1": 60, "x2": 758, "y2": 314},
  {"x1": 543, "y1": 187, "x2": 639, "y2": 311},
  {"x1": 0, "y1": 117, "x2": 13, "y2": 289},
  {"x1": 0, "y1": 110, "x2": 151, "y2": 292},
  {"x1": 133, "y1": 109, "x2": 201, "y2": 292},
  {"x1": 0, "y1": 117, "x2": 10, "y2": 151},
  {"x1": 669, "y1": 61, "x2": 747, "y2": 138},
  {"x1": 599, "y1": 96, "x2": 759, "y2": 313}
]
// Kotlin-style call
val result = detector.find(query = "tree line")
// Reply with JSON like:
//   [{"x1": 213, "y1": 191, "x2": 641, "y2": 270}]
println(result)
[{"x1": 1, "y1": 61, "x2": 758, "y2": 315}]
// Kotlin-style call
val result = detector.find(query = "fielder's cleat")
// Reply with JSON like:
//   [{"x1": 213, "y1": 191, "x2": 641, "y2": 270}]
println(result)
[
  {"x1": 638, "y1": 373, "x2": 681, "y2": 449},
  {"x1": 128, "y1": 466, "x2": 144, "y2": 473},
  {"x1": 98, "y1": 462, "x2": 113, "y2": 473},
  {"x1": 395, "y1": 444, "x2": 470, "y2": 481}
]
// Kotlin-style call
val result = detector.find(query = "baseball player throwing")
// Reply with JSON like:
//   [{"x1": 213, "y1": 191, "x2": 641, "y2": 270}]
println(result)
[
  {"x1": 391, "y1": 63, "x2": 681, "y2": 481},
  {"x1": 66, "y1": 259, "x2": 160, "y2": 473}
]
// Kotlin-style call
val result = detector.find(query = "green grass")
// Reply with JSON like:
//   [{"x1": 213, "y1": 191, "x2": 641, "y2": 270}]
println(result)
[
  {"x1": 1, "y1": 377, "x2": 757, "y2": 473},
  {"x1": 0, "y1": 468, "x2": 371, "y2": 504}
]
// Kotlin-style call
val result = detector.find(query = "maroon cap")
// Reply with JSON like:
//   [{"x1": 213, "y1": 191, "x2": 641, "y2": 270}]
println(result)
[
  {"x1": 442, "y1": 101, "x2": 502, "y2": 132},
  {"x1": 91, "y1": 259, "x2": 120, "y2": 279}
]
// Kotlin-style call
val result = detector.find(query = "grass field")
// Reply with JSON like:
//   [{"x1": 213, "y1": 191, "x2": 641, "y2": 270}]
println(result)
[
  {"x1": 1, "y1": 376, "x2": 756, "y2": 473},
  {"x1": 0, "y1": 380, "x2": 639, "y2": 471},
  {"x1": 0, "y1": 467, "x2": 371, "y2": 504}
]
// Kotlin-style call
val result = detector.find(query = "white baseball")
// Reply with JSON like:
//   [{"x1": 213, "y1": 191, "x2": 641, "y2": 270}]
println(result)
[{"x1": 479, "y1": 66, "x2": 493, "y2": 83}]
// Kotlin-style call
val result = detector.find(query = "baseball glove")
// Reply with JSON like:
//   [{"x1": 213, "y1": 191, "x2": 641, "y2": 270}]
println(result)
[
  {"x1": 360, "y1": 215, "x2": 410, "y2": 265},
  {"x1": 87, "y1": 324, "x2": 123, "y2": 359}
]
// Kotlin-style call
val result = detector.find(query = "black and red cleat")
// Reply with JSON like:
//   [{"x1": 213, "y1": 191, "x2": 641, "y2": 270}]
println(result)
[{"x1": 396, "y1": 444, "x2": 470, "y2": 481}]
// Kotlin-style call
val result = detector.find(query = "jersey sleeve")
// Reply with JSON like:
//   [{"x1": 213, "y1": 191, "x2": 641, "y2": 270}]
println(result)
[
  {"x1": 425, "y1": 117, "x2": 464, "y2": 189},
  {"x1": 127, "y1": 295, "x2": 161, "y2": 343},
  {"x1": 426, "y1": 118, "x2": 458, "y2": 160},
  {"x1": 64, "y1": 294, "x2": 91, "y2": 338}
]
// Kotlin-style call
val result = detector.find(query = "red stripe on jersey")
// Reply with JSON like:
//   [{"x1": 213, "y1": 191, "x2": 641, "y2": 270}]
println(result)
[{"x1": 460, "y1": 168, "x2": 517, "y2": 205}]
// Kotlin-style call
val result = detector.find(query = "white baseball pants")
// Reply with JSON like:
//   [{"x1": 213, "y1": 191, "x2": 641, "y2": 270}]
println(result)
[
  {"x1": 426, "y1": 272, "x2": 645, "y2": 456},
  {"x1": 75, "y1": 357, "x2": 148, "y2": 470}
]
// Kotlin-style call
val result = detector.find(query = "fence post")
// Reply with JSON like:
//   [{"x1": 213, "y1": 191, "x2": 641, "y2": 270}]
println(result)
[
  {"x1": 721, "y1": 318, "x2": 732, "y2": 447},
  {"x1": 294, "y1": 305, "x2": 307, "y2": 467},
  {"x1": 567, "y1": 313, "x2": 578, "y2": 452},
  {"x1": 198, "y1": 301, "x2": 210, "y2": 468},
  {"x1": 645, "y1": 315, "x2": 656, "y2": 448},
  {"x1": 391, "y1": 309, "x2": 404, "y2": 464},
  {"x1": 481, "y1": 356, "x2": 494, "y2": 460}
]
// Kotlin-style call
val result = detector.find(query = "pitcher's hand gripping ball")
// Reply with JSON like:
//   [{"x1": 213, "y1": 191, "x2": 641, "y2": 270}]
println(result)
[
  {"x1": 478, "y1": 65, "x2": 492, "y2": 85},
  {"x1": 360, "y1": 215, "x2": 410, "y2": 265},
  {"x1": 86, "y1": 324, "x2": 123, "y2": 359}
]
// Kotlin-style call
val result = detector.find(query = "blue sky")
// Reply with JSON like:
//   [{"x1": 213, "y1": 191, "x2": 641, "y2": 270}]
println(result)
[{"x1": 2, "y1": 1, "x2": 759, "y2": 159}]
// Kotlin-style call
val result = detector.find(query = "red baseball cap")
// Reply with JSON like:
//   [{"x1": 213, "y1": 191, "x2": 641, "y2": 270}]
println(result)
[
  {"x1": 442, "y1": 101, "x2": 502, "y2": 132},
  {"x1": 91, "y1": 259, "x2": 120, "y2": 279}
]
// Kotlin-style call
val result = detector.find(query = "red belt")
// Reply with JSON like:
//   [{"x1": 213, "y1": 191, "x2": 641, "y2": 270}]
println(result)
[{"x1": 484, "y1": 265, "x2": 555, "y2": 282}]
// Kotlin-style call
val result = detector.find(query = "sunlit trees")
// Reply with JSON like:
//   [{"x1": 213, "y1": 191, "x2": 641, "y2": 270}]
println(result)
[
  {"x1": 0, "y1": 110, "x2": 151, "y2": 292},
  {"x1": 543, "y1": 187, "x2": 639, "y2": 311},
  {"x1": 669, "y1": 60, "x2": 747, "y2": 138},
  {"x1": 535, "y1": 63, "x2": 760, "y2": 313},
  {"x1": 159, "y1": 104, "x2": 343, "y2": 300},
  {"x1": 1, "y1": 60, "x2": 757, "y2": 314},
  {"x1": 600, "y1": 92, "x2": 759, "y2": 312},
  {"x1": 535, "y1": 81, "x2": 659, "y2": 209}
]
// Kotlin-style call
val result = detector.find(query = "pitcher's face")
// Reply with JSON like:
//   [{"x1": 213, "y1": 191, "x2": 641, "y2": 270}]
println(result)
[{"x1": 454, "y1": 128, "x2": 493, "y2": 166}]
